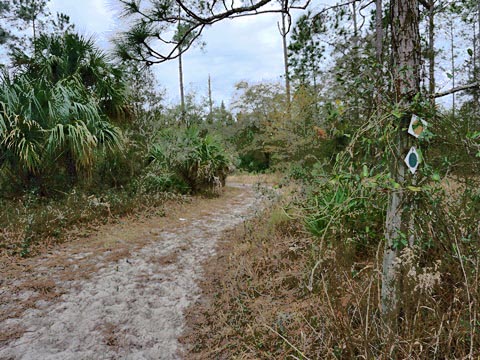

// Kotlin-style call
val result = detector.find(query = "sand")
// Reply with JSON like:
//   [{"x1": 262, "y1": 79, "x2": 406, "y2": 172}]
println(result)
[{"x1": 0, "y1": 184, "x2": 261, "y2": 360}]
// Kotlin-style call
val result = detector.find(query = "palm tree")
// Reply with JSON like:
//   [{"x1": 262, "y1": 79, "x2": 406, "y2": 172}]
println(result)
[{"x1": 0, "y1": 32, "x2": 127, "y2": 190}]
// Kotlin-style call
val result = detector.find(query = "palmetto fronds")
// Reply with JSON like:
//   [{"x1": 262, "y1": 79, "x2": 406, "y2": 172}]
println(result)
[
  {"x1": 0, "y1": 32, "x2": 127, "y2": 184},
  {"x1": 150, "y1": 127, "x2": 231, "y2": 193},
  {"x1": 0, "y1": 106, "x2": 42, "y2": 172}
]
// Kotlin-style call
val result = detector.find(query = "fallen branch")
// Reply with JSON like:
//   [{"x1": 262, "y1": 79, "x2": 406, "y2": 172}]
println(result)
[{"x1": 434, "y1": 82, "x2": 480, "y2": 98}]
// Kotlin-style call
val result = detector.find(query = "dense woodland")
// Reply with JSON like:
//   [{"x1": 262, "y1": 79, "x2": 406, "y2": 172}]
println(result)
[{"x1": 1, "y1": 0, "x2": 480, "y2": 358}]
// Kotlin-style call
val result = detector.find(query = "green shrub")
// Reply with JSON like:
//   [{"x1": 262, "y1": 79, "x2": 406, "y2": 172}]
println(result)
[
  {"x1": 150, "y1": 127, "x2": 231, "y2": 193},
  {"x1": 301, "y1": 166, "x2": 387, "y2": 256},
  {"x1": 142, "y1": 172, "x2": 189, "y2": 194}
]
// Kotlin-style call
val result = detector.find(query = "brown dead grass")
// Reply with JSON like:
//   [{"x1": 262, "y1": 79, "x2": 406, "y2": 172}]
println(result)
[
  {"x1": 97, "y1": 322, "x2": 126, "y2": 348},
  {"x1": 0, "y1": 324, "x2": 26, "y2": 346},
  {"x1": 181, "y1": 190, "x2": 480, "y2": 359},
  {"x1": 16, "y1": 279, "x2": 57, "y2": 295},
  {"x1": 180, "y1": 204, "x2": 321, "y2": 359},
  {"x1": 153, "y1": 252, "x2": 179, "y2": 266}
]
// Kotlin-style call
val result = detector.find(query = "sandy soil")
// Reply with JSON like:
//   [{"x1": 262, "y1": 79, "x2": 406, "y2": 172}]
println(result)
[{"x1": 0, "y1": 184, "x2": 262, "y2": 360}]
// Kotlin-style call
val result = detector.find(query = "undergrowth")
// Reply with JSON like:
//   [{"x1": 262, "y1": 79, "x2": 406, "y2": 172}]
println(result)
[
  {"x1": 185, "y1": 196, "x2": 479, "y2": 359},
  {"x1": 0, "y1": 186, "x2": 184, "y2": 258},
  {"x1": 184, "y1": 108, "x2": 480, "y2": 358}
]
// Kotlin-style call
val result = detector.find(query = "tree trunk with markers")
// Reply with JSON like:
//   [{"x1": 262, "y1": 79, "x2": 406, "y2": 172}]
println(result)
[{"x1": 381, "y1": 0, "x2": 421, "y2": 325}]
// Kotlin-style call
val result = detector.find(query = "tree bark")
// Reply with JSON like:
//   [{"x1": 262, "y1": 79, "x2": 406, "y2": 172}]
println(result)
[
  {"x1": 177, "y1": 5, "x2": 186, "y2": 125},
  {"x1": 178, "y1": 49, "x2": 186, "y2": 124},
  {"x1": 208, "y1": 75, "x2": 213, "y2": 114},
  {"x1": 352, "y1": 0, "x2": 360, "y2": 123},
  {"x1": 473, "y1": 22, "x2": 478, "y2": 107},
  {"x1": 428, "y1": 0, "x2": 435, "y2": 100},
  {"x1": 207, "y1": 74, "x2": 213, "y2": 123},
  {"x1": 375, "y1": 0, "x2": 383, "y2": 109},
  {"x1": 382, "y1": 0, "x2": 420, "y2": 322},
  {"x1": 475, "y1": 4, "x2": 480, "y2": 107},
  {"x1": 375, "y1": 0, "x2": 383, "y2": 63},
  {"x1": 280, "y1": 10, "x2": 291, "y2": 109},
  {"x1": 450, "y1": 21, "x2": 456, "y2": 118}
]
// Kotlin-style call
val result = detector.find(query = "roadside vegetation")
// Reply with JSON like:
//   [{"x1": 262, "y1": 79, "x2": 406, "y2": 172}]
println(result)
[
  {"x1": 185, "y1": 111, "x2": 480, "y2": 358},
  {"x1": 0, "y1": 9, "x2": 232, "y2": 257}
]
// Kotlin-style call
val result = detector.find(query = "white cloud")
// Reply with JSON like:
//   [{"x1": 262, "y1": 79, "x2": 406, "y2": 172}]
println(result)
[
  {"x1": 49, "y1": 0, "x2": 115, "y2": 48},
  {"x1": 48, "y1": 1, "x2": 293, "y2": 107},
  {"x1": 154, "y1": 12, "x2": 286, "y2": 106}
]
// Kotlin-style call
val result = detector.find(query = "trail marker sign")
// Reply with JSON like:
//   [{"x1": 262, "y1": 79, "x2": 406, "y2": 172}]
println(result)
[
  {"x1": 408, "y1": 115, "x2": 428, "y2": 138},
  {"x1": 405, "y1": 147, "x2": 420, "y2": 174}
]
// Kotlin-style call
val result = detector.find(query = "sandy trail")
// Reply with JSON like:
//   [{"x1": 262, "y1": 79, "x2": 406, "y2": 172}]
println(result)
[{"x1": 0, "y1": 184, "x2": 261, "y2": 360}]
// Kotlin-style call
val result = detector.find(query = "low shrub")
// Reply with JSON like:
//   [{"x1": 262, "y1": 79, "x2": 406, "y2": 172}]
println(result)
[
  {"x1": 150, "y1": 127, "x2": 232, "y2": 194},
  {"x1": 142, "y1": 172, "x2": 190, "y2": 194},
  {"x1": 0, "y1": 185, "x2": 181, "y2": 258}
]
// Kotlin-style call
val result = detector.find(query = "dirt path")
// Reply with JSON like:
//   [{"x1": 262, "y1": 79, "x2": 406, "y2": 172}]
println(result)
[{"x1": 0, "y1": 184, "x2": 262, "y2": 360}]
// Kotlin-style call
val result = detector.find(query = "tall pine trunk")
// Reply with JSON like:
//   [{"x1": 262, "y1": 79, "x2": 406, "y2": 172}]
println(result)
[
  {"x1": 376, "y1": 0, "x2": 383, "y2": 63},
  {"x1": 428, "y1": 0, "x2": 435, "y2": 100},
  {"x1": 450, "y1": 21, "x2": 456, "y2": 118},
  {"x1": 375, "y1": 0, "x2": 383, "y2": 109},
  {"x1": 178, "y1": 49, "x2": 186, "y2": 124},
  {"x1": 208, "y1": 74, "x2": 213, "y2": 122},
  {"x1": 475, "y1": 4, "x2": 480, "y2": 108},
  {"x1": 280, "y1": 11, "x2": 291, "y2": 110},
  {"x1": 352, "y1": 0, "x2": 360, "y2": 123},
  {"x1": 382, "y1": 0, "x2": 421, "y2": 321}
]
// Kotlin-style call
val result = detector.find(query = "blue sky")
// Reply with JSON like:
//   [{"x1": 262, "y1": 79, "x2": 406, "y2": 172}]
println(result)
[{"x1": 49, "y1": 0, "x2": 292, "y2": 107}]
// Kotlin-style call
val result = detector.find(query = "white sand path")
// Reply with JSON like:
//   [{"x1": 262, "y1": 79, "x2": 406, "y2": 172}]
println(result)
[{"x1": 0, "y1": 184, "x2": 261, "y2": 360}]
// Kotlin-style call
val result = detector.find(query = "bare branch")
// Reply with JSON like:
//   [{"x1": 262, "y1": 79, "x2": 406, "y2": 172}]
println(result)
[
  {"x1": 418, "y1": 0, "x2": 430, "y2": 9},
  {"x1": 434, "y1": 82, "x2": 480, "y2": 98},
  {"x1": 176, "y1": 0, "x2": 276, "y2": 24},
  {"x1": 312, "y1": 0, "x2": 358, "y2": 21}
]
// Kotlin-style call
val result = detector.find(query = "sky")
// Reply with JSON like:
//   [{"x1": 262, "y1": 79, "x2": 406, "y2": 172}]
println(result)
[
  {"x1": 48, "y1": 0, "x2": 460, "y2": 109},
  {"x1": 49, "y1": 0, "x2": 295, "y2": 107}
]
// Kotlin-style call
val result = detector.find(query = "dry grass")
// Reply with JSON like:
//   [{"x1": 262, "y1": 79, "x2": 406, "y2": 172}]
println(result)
[
  {"x1": 97, "y1": 322, "x2": 126, "y2": 348},
  {"x1": 182, "y1": 205, "x2": 321, "y2": 359},
  {"x1": 0, "y1": 324, "x2": 26, "y2": 345},
  {"x1": 182, "y1": 199, "x2": 480, "y2": 359}
]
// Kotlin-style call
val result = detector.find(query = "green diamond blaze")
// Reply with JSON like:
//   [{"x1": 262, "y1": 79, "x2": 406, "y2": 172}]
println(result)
[{"x1": 408, "y1": 152, "x2": 418, "y2": 168}]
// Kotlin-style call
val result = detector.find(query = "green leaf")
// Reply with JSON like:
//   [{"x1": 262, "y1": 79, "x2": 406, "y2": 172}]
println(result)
[
  {"x1": 467, "y1": 131, "x2": 480, "y2": 139},
  {"x1": 467, "y1": 48, "x2": 473, "y2": 56},
  {"x1": 392, "y1": 109, "x2": 403, "y2": 119},
  {"x1": 362, "y1": 164, "x2": 368, "y2": 178},
  {"x1": 417, "y1": 148, "x2": 423, "y2": 162},
  {"x1": 407, "y1": 186, "x2": 422, "y2": 192}
]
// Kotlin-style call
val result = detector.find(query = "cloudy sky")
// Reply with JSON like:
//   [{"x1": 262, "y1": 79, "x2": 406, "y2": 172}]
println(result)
[
  {"x1": 49, "y1": 0, "x2": 297, "y2": 106},
  {"x1": 48, "y1": 0, "x2": 460, "y2": 109}
]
